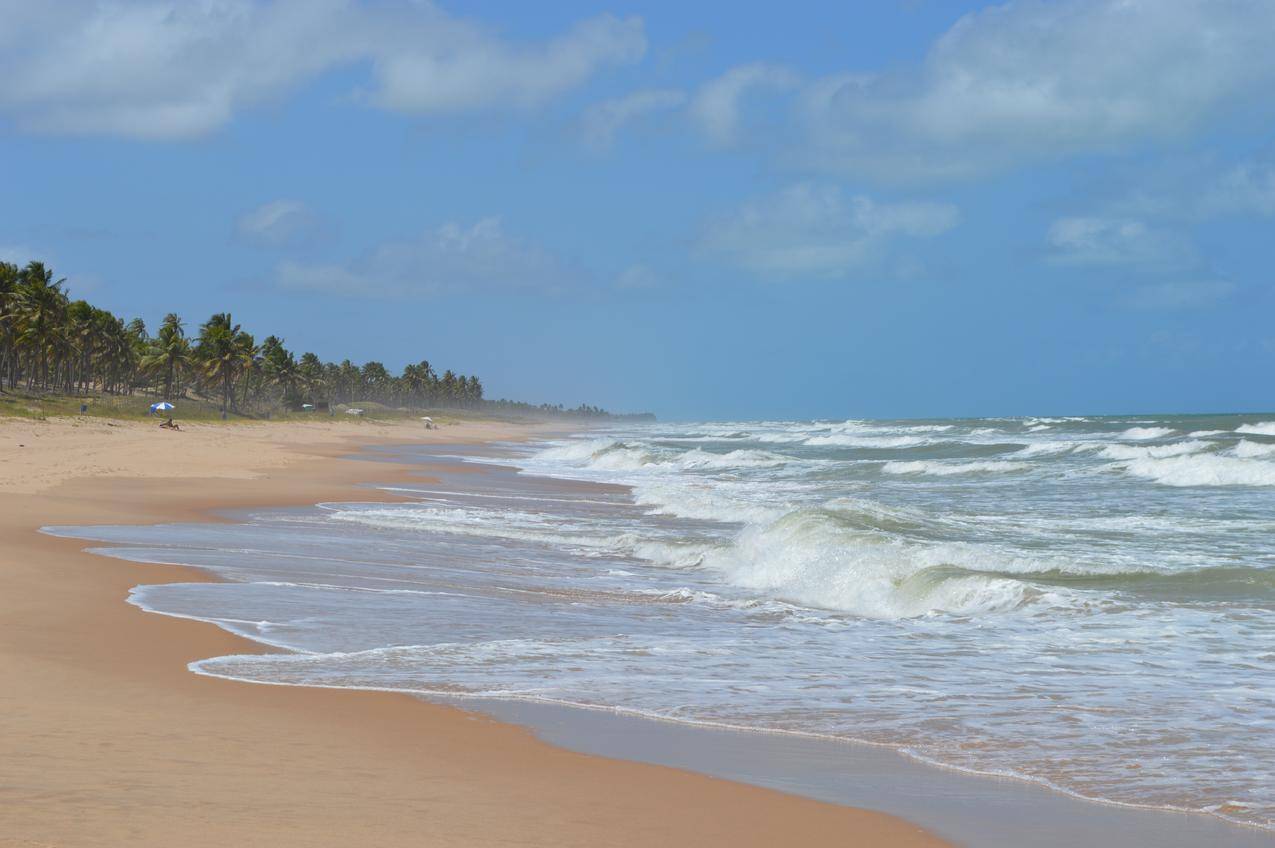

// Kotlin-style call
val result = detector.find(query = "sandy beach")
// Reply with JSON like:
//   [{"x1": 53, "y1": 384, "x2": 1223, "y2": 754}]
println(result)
[{"x1": 0, "y1": 415, "x2": 945, "y2": 847}]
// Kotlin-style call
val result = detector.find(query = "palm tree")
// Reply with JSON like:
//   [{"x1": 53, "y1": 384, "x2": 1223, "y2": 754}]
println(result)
[
  {"x1": 196, "y1": 313, "x2": 251, "y2": 418},
  {"x1": 298, "y1": 352, "x2": 324, "y2": 403},
  {"x1": 440, "y1": 370, "x2": 457, "y2": 405},
  {"x1": 332, "y1": 359, "x2": 359, "y2": 404},
  {"x1": 0, "y1": 262, "x2": 19, "y2": 389},
  {"x1": 361, "y1": 361, "x2": 390, "y2": 404},
  {"x1": 0, "y1": 254, "x2": 580, "y2": 420},
  {"x1": 233, "y1": 329, "x2": 259, "y2": 409},
  {"x1": 13, "y1": 262, "x2": 69, "y2": 390},
  {"x1": 142, "y1": 313, "x2": 190, "y2": 400},
  {"x1": 261, "y1": 336, "x2": 301, "y2": 407}
]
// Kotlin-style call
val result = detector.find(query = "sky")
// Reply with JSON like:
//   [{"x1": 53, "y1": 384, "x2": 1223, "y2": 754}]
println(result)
[{"x1": 2, "y1": 0, "x2": 1274, "y2": 421}]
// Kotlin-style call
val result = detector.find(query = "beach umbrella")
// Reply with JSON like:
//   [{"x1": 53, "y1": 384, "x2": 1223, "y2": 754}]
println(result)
[{"x1": 150, "y1": 402, "x2": 175, "y2": 415}]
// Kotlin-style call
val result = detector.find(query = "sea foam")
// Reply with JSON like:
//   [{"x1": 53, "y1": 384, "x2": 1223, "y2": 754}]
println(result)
[{"x1": 1119, "y1": 453, "x2": 1275, "y2": 487}]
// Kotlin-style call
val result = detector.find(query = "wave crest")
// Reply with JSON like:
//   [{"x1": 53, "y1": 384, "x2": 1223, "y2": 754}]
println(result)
[
  {"x1": 1118, "y1": 453, "x2": 1275, "y2": 487},
  {"x1": 882, "y1": 459, "x2": 1031, "y2": 477}
]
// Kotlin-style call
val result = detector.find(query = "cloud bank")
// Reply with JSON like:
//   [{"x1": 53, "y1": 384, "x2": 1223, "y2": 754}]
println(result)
[
  {"x1": 276, "y1": 218, "x2": 575, "y2": 298},
  {"x1": 700, "y1": 183, "x2": 959, "y2": 279},
  {"x1": 0, "y1": 1, "x2": 646, "y2": 139},
  {"x1": 774, "y1": 0, "x2": 1275, "y2": 182}
]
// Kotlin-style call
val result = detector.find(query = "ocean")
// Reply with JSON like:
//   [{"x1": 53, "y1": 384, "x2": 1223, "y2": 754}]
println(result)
[{"x1": 48, "y1": 414, "x2": 1275, "y2": 835}]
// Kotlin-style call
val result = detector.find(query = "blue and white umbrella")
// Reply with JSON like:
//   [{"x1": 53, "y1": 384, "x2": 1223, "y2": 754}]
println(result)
[{"x1": 150, "y1": 402, "x2": 175, "y2": 414}]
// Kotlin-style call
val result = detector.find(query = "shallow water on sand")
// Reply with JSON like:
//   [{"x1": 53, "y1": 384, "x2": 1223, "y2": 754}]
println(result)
[{"x1": 48, "y1": 414, "x2": 1275, "y2": 835}]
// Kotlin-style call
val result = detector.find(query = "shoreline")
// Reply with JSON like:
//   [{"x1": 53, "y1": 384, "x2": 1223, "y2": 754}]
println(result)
[
  {"x1": 136, "y1": 443, "x2": 1273, "y2": 848},
  {"x1": 0, "y1": 417, "x2": 945, "y2": 847}
]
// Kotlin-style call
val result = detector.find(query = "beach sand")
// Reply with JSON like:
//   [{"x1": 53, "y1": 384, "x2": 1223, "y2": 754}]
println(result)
[{"x1": 0, "y1": 415, "x2": 945, "y2": 847}]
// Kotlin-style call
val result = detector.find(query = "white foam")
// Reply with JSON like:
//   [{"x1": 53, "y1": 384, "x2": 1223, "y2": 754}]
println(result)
[
  {"x1": 676, "y1": 448, "x2": 788, "y2": 470},
  {"x1": 1118, "y1": 426, "x2": 1175, "y2": 440},
  {"x1": 325, "y1": 504, "x2": 640, "y2": 555},
  {"x1": 631, "y1": 480, "x2": 788, "y2": 524},
  {"x1": 881, "y1": 460, "x2": 1031, "y2": 477},
  {"x1": 1236, "y1": 421, "x2": 1275, "y2": 436},
  {"x1": 805, "y1": 433, "x2": 932, "y2": 448},
  {"x1": 1098, "y1": 440, "x2": 1211, "y2": 461},
  {"x1": 1234, "y1": 440, "x2": 1275, "y2": 459},
  {"x1": 529, "y1": 439, "x2": 787, "y2": 475},
  {"x1": 755, "y1": 432, "x2": 809, "y2": 444},
  {"x1": 698, "y1": 507, "x2": 1060, "y2": 619},
  {"x1": 1013, "y1": 441, "x2": 1079, "y2": 458},
  {"x1": 1119, "y1": 453, "x2": 1275, "y2": 487}
]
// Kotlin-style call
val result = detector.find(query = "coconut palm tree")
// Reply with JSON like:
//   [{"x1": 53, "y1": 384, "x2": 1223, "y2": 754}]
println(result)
[
  {"x1": 360, "y1": 361, "x2": 390, "y2": 404},
  {"x1": 142, "y1": 313, "x2": 190, "y2": 400},
  {"x1": 13, "y1": 262, "x2": 69, "y2": 390},
  {"x1": 0, "y1": 262, "x2": 19, "y2": 390},
  {"x1": 298, "y1": 352, "x2": 324, "y2": 403},
  {"x1": 196, "y1": 313, "x2": 251, "y2": 418},
  {"x1": 0, "y1": 254, "x2": 634, "y2": 421},
  {"x1": 261, "y1": 336, "x2": 301, "y2": 407}
]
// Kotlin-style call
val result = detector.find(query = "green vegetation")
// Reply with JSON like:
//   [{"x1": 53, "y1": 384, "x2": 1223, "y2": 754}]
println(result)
[{"x1": 0, "y1": 259, "x2": 651, "y2": 423}]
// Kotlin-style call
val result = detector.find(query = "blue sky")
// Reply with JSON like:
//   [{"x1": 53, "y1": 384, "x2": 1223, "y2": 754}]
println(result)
[{"x1": 2, "y1": 1, "x2": 1274, "y2": 420}]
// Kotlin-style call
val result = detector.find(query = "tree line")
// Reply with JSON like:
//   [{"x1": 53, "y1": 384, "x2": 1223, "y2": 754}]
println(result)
[{"x1": 0, "y1": 260, "x2": 640, "y2": 420}]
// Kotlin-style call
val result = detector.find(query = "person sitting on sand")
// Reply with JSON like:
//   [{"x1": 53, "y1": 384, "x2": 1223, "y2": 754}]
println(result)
[{"x1": 158, "y1": 417, "x2": 181, "y2": 430}]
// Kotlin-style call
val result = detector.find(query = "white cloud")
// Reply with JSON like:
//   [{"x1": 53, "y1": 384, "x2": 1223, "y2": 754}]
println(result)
[
  {"x1": 795, "y1": 0, "x2": 1275, "y2": 181},
  {"x1": 690, "y1": 62, "x2": 799, "y2": 146},
  {"x1": 275, "y1": 218, "x2": 574, "y2": 298},
  {"x1": 1127, "y1": 279, "x2": 1235, "y2": 310},
  {"x1": 1201, "y1": 157, "x2": 1275, "y2": 218},
  {"x1": 1048, "y1": 150, "x2": 1275, "y2": 276},
  {"x1": 699, "y1": 183, "x2": 959, "y2": 279},
  {"x1": 1094, "y1": 150, "x2": 1275, "y2": 222},
  {"x1": 236, "y1": 200, "x2": 323, "y2": 248},
  {"x1": 1046, "y1": 216, "x2": 1183, "y2": 268},
  {"x1": 579, "y1": 88, "x2": 686, "y2": 151},
  {"x1": 613, "y1": 263, "x2": 663, "y2": 290},
  {"x1": 370, "y1": 13, "x2": 645, "y2": 114},
  {"x1": 0, "y1": 2, "x2": 646, "y2": 139}
]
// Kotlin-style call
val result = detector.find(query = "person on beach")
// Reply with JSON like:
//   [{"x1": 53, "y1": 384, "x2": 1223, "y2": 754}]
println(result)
[{"x1": 159, "y1": 418, "x2": 181, "y2": 431}]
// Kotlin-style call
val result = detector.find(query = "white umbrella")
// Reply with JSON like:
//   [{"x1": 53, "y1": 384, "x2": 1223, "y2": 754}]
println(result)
[{"x1": 150, "y1": 402, "x2": 175, "y2": 414}]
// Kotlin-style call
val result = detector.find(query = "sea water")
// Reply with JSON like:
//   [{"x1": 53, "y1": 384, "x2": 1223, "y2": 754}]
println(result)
[{"x1": 47, "y1": 414, "x2": 1275, "y2": 833}]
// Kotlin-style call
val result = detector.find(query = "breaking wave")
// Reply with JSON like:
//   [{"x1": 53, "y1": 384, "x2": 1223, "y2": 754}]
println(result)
[
  {"x1": 534, "y1": 439, "x2": 788, "y2": 473},
  {"x1": 1118, "y1": 453, "x2": 1275, "y2": 487},
  {"x1": 1098, "y1": 440, "x2": 1212, "y2": 460},
  {"x1": 695, "y1": 504, "x2": 1054, "y2": 618},
  {"x1": 1119, "y1": 426, "x2": 1176, "y2": 440},
  {"x1": 881, "y1": 459, "x2": 1031, "y2": 476}
]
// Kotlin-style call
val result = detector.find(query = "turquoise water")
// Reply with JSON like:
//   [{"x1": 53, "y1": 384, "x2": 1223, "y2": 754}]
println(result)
[{"x1": 48, "y1": 414, "x2": 1275, "y2": 832}]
